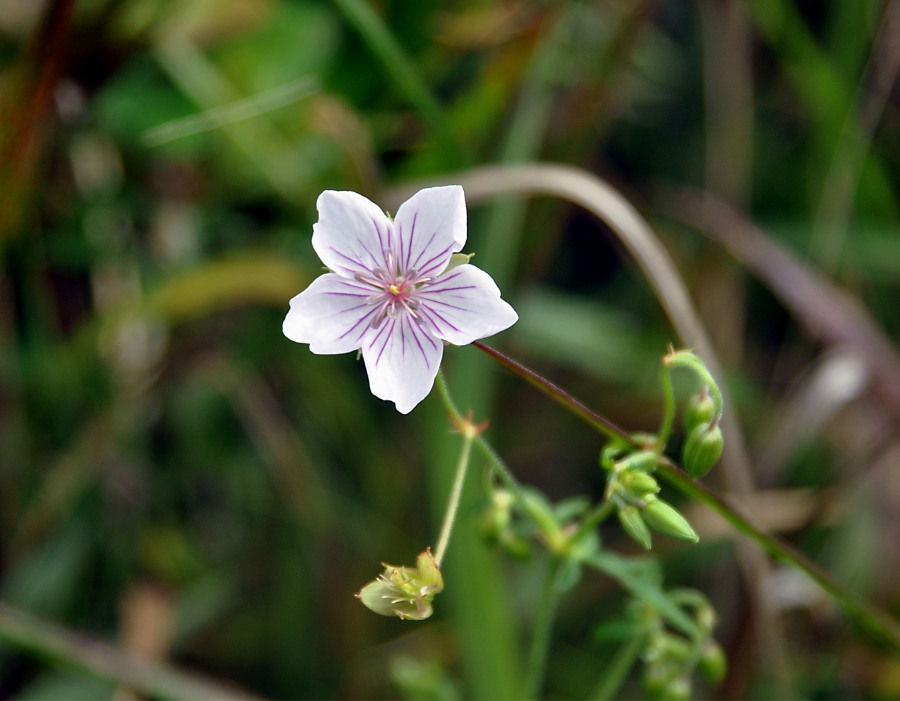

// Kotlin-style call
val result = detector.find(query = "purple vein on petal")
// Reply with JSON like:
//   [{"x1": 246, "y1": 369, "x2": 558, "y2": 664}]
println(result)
[
  {"x1": 370, "y1": 216, "x2": 390, "y2": 267},
  {"x1": 336, "y1": 305, "x2": 379, "y2": 343},
  {"x1": 326, "y1": 246, "x2": 373, "y2": 276},
  {"x1": 417, "y1": 305, "x2": 462, "y2": 335},
  {"x1": 402, "y1": 212, "x2": 418, "y2": 272},
  {"x1": 406, "y1": 315, "x2": 438, "y2": 367},
  {"x1": 415, "y1": 240, "x2": 453, "y2": 277},
  {"x1": 419, "y1": 293, "x2": 477, "y2": 307},
  {"x1": 421, "y1": 282, "x2": 478, "y2": 297},
  {"x1": 372, "y1": 318, "x2": 397, "y2": 368}
]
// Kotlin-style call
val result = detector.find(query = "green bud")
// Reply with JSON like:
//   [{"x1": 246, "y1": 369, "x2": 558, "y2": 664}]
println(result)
[
  {"x1": 642, "y1": 498, "x2": 699, "y2": 543},
  {"x1": 663, "y1": 675, "x2": 691, "y2": 701},
  {"x1": 681, "y1": 423, "x2": 724, "y2": 479},
  {"x1": 498, "y1": 530, "x2": 531, "y2": 560},
  {"x1": 643, "y1": 660, "x2": 687, "y2": 701},
  {"x1": 521, "y1": 489, "x2": 565, "y2": 552},
  {"x1": 684, "y1": 389, "x2": 716, "y2": 432},
  {"x1": 481, "y1": 490, "x2": 513, "y2": 540},
  {"x1": 621, "y1": 470, "x2": 660, "y2": 499},
  {"x1": 618, "y1": 504, "x2": 652, "y2": 550},
  {"x1": 356, "y1": 549, "x2": 444, "y2": 620},
  {"x1": 698, "y1": 639, "x2": 727, "y2": 685}
]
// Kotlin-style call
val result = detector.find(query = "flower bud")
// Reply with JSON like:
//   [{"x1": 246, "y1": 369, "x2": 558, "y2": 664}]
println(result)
[
  {"x1": 643, "y1": 661, "x2": 689, "y2": 701},
  {"x1": 621, "y1": 470, "x2": 660, "y2": 499},
  {"x1": 356, "y1": 549, "x2": 444, "y2": 620},
  {"x1": 681, "y1": 423, "x2": 724, "y2": 479},
  {"x1": 498, "y1": 530, "x2": 531, "y2": 560},
  {"x1": 481, "y1": 490, "x2": 512, "y2": 540},
  {"x1": 663, "y1": 675, "x2": 691, "y2": 701},
  {"x1": 618, "y1": 504, "x2": 652, "y2": 550},
  {"x1": 698, "y1": 639, "x2": 727, "y2": 685},
  {"x1": 683, "y1": 389, "x2": 716, "y2": 432},
  {"x1": 642, "y1": 498, "x2": 699, "y2": 543}
]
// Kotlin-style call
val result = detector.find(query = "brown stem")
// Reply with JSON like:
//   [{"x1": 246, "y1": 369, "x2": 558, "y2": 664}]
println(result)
[
  {"x1": 0, "y1": 0, "x2": 77, "y2": 239},
  {"x1": 472, "y1": 341, "x2": 635, "y2": 446}
]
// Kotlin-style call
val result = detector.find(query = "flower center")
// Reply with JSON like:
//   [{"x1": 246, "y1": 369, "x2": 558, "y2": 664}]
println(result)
[{"x1": 355, "y1": 252, "x2": 432, "y2": 329}]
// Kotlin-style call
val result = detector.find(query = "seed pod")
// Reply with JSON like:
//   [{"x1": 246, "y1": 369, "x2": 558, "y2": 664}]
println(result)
[
  {"x1": 684, "y1": 389, "x2": 716, "y2": 432},
  {"x1": 682, "y1": 423, "x2": 724, "y2": 478},
  {"x1": 618, "y1": 504, "x2": 652, "y2": 550},
  {"x1": 642, "y1": 498, "x2": 699, "y2": 543},
  {"x1": 621, "y1": 470, "x2": 660, "y2": 499}
]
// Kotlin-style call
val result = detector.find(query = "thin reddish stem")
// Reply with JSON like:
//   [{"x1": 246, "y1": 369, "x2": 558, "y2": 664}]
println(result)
[{"x1": 472, "y1": 341, "x2": 636, "y2": 446}]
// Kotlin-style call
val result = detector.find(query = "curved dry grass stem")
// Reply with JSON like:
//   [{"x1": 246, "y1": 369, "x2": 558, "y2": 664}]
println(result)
[
  {"x1": 657, "y1": 185, "x2": 900, "y2": 417},
  {"x1": 386, "y1": 163, "x2": 754, "y2": 494}
]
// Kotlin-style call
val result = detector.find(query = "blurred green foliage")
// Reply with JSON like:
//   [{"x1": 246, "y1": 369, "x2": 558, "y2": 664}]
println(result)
[{"x1": 2, "y1": 0, "x2": 900, "y2": 698}]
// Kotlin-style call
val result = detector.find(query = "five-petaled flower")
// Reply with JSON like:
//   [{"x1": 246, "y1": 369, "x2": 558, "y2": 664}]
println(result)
[{"x1": 283, "y1": 186, "x2": 518, "y2": 413}]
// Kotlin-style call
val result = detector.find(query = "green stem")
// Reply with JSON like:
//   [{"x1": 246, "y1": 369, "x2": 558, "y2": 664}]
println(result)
[
  {"x1": 433, "y1": 403, "x2": 474, "y2": 568},
  {"x1": 657, "y1": 361, "x2": 677, "y2": 450},
  {"x1": 435, "y1": 369, "x2": 529, "y2": 507},
  {"x1": 663, "y1": 350, "x2": 724, "y2": 427},
  {"x1": 331, "y1": 0, "x2": 467, "y2": 167},
  {"x1": 571, "y1": 501, "x2": 615, "y2": 547},
  {"x1": 589, "y1": 625, "x2": 649, "y2": 701},
  {"x1": 473, "y1": 343, "x2": 900, "y2": 653},
  {"x1": 655, "y1": 458, "x2": 900, "y2": 652},
  {"x1": 525, "y1": 556, "x2": 563, "y2": 700}
]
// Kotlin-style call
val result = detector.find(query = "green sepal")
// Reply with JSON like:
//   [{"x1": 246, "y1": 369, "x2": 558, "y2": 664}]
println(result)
[
  {"x1": 356, "y1": 549, "x2": 444, "y2": 620},
  {"x1": 442, "y1": 252, "x2": 474, "y2": 273}
]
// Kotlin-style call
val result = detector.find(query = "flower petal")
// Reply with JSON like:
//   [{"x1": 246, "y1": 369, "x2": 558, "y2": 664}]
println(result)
[
  {"x1": 361, "y1": 314, "x2": 443, "y2": 414},
  {"x1": 416, "y1": 265, "x2": 518, "y2": 346},
  {"x1": 392, "y1": 185, "x2": 467, "y2": 279},
  {"x1": 312, "y1": 191, "x2": 392, "y2": 277},
  {"x1": 283, "y1": 273, "x2": 378, "y2": 354}
]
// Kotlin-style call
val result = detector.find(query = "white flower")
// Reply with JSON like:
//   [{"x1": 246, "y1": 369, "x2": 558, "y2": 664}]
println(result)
[{"x1": 283, "y1": 185, "x2": 518, "y2": 413}]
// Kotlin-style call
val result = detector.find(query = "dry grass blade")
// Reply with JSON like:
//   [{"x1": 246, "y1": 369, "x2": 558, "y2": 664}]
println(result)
[{"x1": 657, "y1": 187, "x2": 900, "y2": 417}]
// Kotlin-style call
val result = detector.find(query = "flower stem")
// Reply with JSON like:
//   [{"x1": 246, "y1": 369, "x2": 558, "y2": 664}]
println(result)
[
  {"x1": 435, "y1": 368, "x2": 529, "y2": 506},
  {"x1": 472, "y1": 342, "x2": 636, "y2": 446},
  {"x1": 571, "y1": 500, "x2": 615, "y2": 546},
  {"x1": 657, "y1": 359, "x2": 677, "y2": 451},
  {"x1": 663, "y1": 349, "x2": 724, "y2": 427},
  {"x1": 433, "y1": 404, "x2": 474, "y2": 569},
  {"x1": 589, "y1": 624, "x2": 649, "y2": 701}
]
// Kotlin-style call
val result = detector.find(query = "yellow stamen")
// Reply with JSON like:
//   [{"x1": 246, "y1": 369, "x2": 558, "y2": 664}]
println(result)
[{"x1": 389, "y1": 284, "x2": 401, "y2": 295}]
